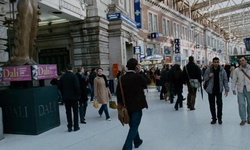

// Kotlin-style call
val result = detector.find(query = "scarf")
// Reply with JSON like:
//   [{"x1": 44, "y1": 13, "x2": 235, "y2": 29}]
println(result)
[{"x1": 97, "y1": 74, "x2": 109, "y2": 87}]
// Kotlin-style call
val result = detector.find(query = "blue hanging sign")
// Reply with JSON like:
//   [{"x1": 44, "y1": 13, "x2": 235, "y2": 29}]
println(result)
[
  {"x1": 134, "y1": 0, "x2": 142, "y2": 29},
  {"x1": 107, "y1": 13, "x2": 137, "y2": 28},
  {"x1": 134, "y1": 46, "x2": 141, "y2": 54},
  {"x1": 244, "y1": 38, "x2": 250, "y2": 51}
]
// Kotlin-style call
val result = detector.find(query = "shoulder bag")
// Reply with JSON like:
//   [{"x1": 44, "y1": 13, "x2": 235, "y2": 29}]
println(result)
[
  {"x1": 185, "y1": 66, "x2": 200, "y2": 88},
  {"x1": 203, "y1": 68, "x2": 212, "y2": 89},
  {"x1": 117, "y1": 76, "x2": 130, "y2": 126}
]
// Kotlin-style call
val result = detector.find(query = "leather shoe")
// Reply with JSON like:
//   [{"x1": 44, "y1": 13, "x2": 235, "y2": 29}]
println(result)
[
  {"x1": 190, "y1": 108, "x2": 195, "y2": 111},
  {"x1": 240, "y1": 120, "x2": 246, "y2": 125},
  {"x1": 218, "y1": 120, "x2": 222, "y2": 125},
  {"x1": 74, "y1": 127, "x2": 80, "y2": 131},
  {"x1": 210, "y1": 120, "x2": 216, "y2": 124},
  {"x1": 80, "y1": 120, "x2": 86, "y2": 124},
  {"x1": 134, "y1": 139, "x2": 143, "y2": 148},
  {"x1": 68, "y1": 128, "x2": 72, "y2": 132},
  {"x1": 248, "y1": 120, "x2": 250, "y2": 124}
]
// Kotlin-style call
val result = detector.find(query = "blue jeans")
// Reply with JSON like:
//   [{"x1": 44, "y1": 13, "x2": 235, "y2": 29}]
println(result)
[
  {"x1": 237, "y1": 86, "x2": 250, "y2": 121},
  {"x1": 123, "y1": 110, "x2": 142, "y2": 150},
  {"x1": 98, "y1": 104, "x2": 110, "y2": 119},
  {"x1": 90, "y1": 84, "x2": 94, "y2": 101}
]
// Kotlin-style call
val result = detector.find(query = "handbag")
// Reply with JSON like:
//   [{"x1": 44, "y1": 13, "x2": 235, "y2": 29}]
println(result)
[
  {"x1": 117, "y1": 76, "x2": 130, "y2": 126},
  {"x1": 185, "y1": 66, "x2": 200, "y2": 88},
  {"x1": 93, "y1": 100, "x2": 99, "y2": 109},
  {"x1": 109, "y1": 99, "x2": 117, "y2": 109}
]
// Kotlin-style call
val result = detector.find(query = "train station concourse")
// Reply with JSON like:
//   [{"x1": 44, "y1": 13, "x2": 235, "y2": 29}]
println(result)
[{"x1": 1, "y1": 86, "x2": 250, "y2": 150}]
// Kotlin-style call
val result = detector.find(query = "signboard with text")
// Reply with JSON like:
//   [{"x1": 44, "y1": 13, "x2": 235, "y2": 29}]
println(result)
[
  {"x1": 0, "y1": 64, "x2": 58, "y2": 82},
  {"x1": 32, "y1": 64, "x2": 58, "y2": 80},
  {"x1": 2, "y1": 66, "x2": 32, "y2": 81}
]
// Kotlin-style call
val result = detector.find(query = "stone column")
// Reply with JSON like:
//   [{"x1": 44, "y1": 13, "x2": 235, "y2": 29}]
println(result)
[
  {"x1": 0, "y1": 0, "x2": 8, "y2": 65},
  {"x1": 70, "y1": 17, "x2": 110, "y2": 75}
]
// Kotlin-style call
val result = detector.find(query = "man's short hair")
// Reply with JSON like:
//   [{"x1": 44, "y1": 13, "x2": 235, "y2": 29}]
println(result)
[
  {"x1": 189, "y1": 56, "x2": 194, "y2": 62},
  {"x1": 66, "y1": 64, "x2": 74, "y2": 70},
  {"x1": 126, "y1": 58, "x2": 138, "y2": 70},
  {"x1": 212, "y1": 57, "x2": 219, "y2": 62}
]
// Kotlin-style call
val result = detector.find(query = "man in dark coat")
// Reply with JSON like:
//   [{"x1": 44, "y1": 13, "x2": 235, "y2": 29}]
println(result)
[
  {"x1": 182, "y1": 56, "x2": 202, "y2": 110},
  {"x1": 116, "y1": 58, "x2": 150, "y2": 150},
  {"x1": 59, "y1": 64, "x2": 81, "y2": 132},
  {"x1": 75, "y1": 66, "x2": 88, "y2": 124}
]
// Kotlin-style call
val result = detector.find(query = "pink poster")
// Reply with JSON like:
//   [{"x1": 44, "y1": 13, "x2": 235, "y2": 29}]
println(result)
[
  {"x1": 32, "y1": 64, "x2": 58, "y2": 80},
  {"x1": 2, "y1": 66, "x2": 32, "y2": 81}
]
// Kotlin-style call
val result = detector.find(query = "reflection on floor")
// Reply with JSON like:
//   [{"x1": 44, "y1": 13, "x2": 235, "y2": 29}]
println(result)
[{"x1": 0, "y1": 86, "x2": 250, "y2": 150}]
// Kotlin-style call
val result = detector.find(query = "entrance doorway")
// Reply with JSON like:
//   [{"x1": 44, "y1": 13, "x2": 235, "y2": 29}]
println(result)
[{"x1": 39, "y1": 48, "x2": 70, "y2": 74}]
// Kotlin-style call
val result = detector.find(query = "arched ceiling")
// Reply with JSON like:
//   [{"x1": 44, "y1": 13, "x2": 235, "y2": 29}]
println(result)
[{"x1": 179, "y1": 0, "x2": 250, "y2": 41}]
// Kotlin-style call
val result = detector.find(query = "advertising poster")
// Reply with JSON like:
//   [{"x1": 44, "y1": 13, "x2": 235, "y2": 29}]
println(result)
[
  {"x1": 33, "y1": 64, "x2": 58, "y2": 80},
  {"x1": 2, "y1": 66, "x2": 32, "y2": 81}
]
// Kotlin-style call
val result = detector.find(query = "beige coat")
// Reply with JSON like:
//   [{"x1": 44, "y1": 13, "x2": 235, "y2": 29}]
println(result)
[{"x1": 94, "y1": 76, "x2": 109, "y2": 104}]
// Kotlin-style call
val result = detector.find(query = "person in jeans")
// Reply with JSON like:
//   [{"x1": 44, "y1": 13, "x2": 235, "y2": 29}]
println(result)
[
  {"x1": 231, "y1": 56, "x2": 250, "y2": 125},
  {"x1": 182, "y1": 56, "x2": 202, "y2": 110},
  {"x1": 94, "y1": 68, "x2": 112, "y2": 121},
  {"x1": 59, "y1": 64, "x2": 81, "y2": 132},
  {"x1": 116, "y1": 58, "x2": 150, "y2": 150},
  {"x1": 204, "y1": 57, "x2": 229, "y2": 124}
]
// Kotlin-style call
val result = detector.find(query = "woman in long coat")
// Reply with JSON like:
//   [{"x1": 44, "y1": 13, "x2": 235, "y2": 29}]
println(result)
[{"x1": 94, "y1": 68, "x2": 112, "y2": 121}]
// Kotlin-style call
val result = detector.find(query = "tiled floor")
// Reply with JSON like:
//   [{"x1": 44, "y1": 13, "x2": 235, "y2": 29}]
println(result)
[{"x1": 0, "y1": 85, "x2": 250, "y2": 150}]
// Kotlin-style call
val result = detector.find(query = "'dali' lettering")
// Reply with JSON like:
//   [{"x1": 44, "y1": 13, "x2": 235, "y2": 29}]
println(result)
[
  {"x1": 3, "y1": 106, "x2": 28, "y2": 118},
  {"x1": 3, "y1": 68, "x2": 19, "y2": 78},
  {"x1": 38, "y1": 66, "x2": 50, "y2": 75},
  {"x1": 38, "y1": 102, "x2": 57, "y2": 116}
]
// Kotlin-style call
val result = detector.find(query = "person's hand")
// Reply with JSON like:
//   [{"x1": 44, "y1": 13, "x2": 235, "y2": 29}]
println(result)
[
  {"x1": 233, "y1": 90, "x2": 236, "y2": 95},
  {"x1": 224, "y1": 91, "x2": 228, "y2": 97},
  {"x1": 135, "y1": 65, "x2": 141, "y2": 73},
  {"x1": 209, "y1": 73, "x2": 214, "y2": 78}
]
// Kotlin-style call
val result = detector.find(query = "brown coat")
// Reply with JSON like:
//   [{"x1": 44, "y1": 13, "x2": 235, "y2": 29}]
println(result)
[{"x1": 94, "y1": 76, "x2": 109, "y2": 104}]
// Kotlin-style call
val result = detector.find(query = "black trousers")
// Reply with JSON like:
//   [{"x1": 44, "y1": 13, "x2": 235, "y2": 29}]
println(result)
[
  {"x1": 208, "y1": 93, "x2": 223, "y2": 121},
  {"x1": 64, "y1": 99, "x2": 79, "y2": 129},
  {"x1": 79, "y1": 101, "x2": 88, "y2": 122},
  {"x1": 160, "y1": 84, "x2": 166, "y2": 98}
]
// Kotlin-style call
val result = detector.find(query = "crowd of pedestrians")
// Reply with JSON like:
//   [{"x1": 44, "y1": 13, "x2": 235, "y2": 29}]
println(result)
[{"x1": 53, "y1": 55, "x2": 249, "y2": 150}]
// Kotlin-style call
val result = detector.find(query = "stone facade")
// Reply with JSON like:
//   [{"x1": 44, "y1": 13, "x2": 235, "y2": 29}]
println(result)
[{"x1": 0, "y1": 0, "x2": 8, "y2": 66}]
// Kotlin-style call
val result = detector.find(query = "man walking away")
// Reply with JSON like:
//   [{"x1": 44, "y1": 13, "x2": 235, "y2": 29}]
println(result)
[
  {"x1": 182, "y1": 56, "x2": 202, "y2": 110},
  {"x1": 116, "y1": 58, "x2": 150, "y2": 150},
  {"x1": 59, "y1": 64, "x2": 81, "y2": 132}
]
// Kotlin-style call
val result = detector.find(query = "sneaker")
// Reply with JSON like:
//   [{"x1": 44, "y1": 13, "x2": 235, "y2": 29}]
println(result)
[
  {"x1": 240, "y1": 120, "x2": 246, "y2": 125},
  {"x1": 106, "y1": 118, "x2": 111, "y2": 121},
  {"x1": 210, "y1": 120, "x2": 216, "y2": 124}
]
